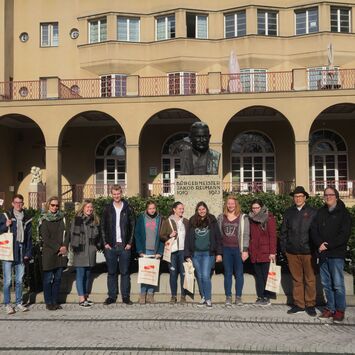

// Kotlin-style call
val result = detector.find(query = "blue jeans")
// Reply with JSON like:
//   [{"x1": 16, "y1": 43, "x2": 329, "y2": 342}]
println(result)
[
  {"x1": 192, "y1": 251, "x2": 214, "y2": 301},
  {"x1": 2, "y1": 261, "x2": 25, "y2": 305},
  {"x1": 76, "y1": 267, "x2": 91, "y2": 297},
  {"x1": 320, "y1": 258, "x2": 346, "y2": 312},
  {"x1": 105, "y1": 244, "x2": 131, "y2": 299},
  {"x1": 43, "y1": 267, "x2": 64, "y2": 305},
  {"x1": 223, "y1": 247, "x2": 244, "y2": 297},
  {"x1": 169, "y1": 250, "x2": 185, "y2": 297},
  {"x1": 140, "y1": 249, "x2": 157, "y2": 295}
]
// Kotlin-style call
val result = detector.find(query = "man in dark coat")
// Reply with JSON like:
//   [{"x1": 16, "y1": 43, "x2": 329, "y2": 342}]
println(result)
[
  {"x1": 311, "y1": 187, "x2": 352, "y2": 323},
  {"x1": 280, "y1": 186, "x2": 317, "y2": 316}
]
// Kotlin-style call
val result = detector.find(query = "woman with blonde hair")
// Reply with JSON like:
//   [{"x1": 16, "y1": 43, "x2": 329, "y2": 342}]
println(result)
[
  {"x1": 217, "y1": 195, "x2": 250, "y2": 307},
  {"x1": 69, "y1": 199, "x2": 100, "y2": 307},
  {"x1": 40, "y1": 196, "x2": 69, "y2": 310}
]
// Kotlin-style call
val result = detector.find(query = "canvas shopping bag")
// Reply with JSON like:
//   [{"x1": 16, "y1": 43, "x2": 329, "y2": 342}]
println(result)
[
  {"x1": 265, "y1": 261, "x2": 281, "y2": 294},
  {"x1": 0, "y1": 213, "x2": 14, "y2": 261},
  {"x1": 183, "y1": 260, "x2": 195, "y2": 294},
  {"x1": 163, "y1": 219, "x2": 178, "y2": 263},
  {"x1": 138, "y1": 255, "x2": 160, "y2": 286}
]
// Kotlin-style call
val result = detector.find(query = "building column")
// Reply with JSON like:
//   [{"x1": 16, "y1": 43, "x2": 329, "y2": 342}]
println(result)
[
  {"x1": 126, "y1": 143, "x2": 140, "y2": 196},
  {"x1": 45, "y1": 145, "x2": 61, "y2": 199},
  {"x1": 295, "y1": 140, "x2": 309, "y2": 189}
]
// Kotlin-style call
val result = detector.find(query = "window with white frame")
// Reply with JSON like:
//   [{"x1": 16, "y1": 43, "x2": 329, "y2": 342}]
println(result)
[
  {"x1": 100, "y1": 75, "x2": 127, "y2": 97},
  {"x1": 295, "y1": 7, "x2": 318, "y2": 35},
  {"x1": 186, "y1": 13, "x2": 208, "y2": 39},
  {"x1": 40, "y1": 22, "x2": 58, "y2": 47},
  {"x1": 156, "y1": 15, "x2": 175, "y2": 40},
  {"x1": 225, "y1": 10, "x2": 246, "y2": 38},
  {"x1": 168, "y1": 72, "x2": 196, "y2": 95},
  {"x1": 331, "y1": 7, "x2": 351, "y2": 33},
  {"x1": 307, "y1": 67, "x2": 339, "y2": 90},
  {"x1": 240, "y1": 69, "x2": 267, "y2": 92},
  {"x1": 89, "y1": 17, "x2": 107, "y2": 43},
  {"x1": 117, "y1": 16, "x2": 140, "y2": 41},
  {"x1": 257, "y1": 10, "x2": 278, "y2": 36}
]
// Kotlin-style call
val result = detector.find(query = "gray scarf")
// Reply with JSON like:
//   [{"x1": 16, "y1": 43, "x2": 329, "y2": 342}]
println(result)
[
  {"x1": 249, "y1": 206, "x2": 269, "y2": 230},
  {"x1": 13, "y1": 209, "x2": 24, "y2": 243}
]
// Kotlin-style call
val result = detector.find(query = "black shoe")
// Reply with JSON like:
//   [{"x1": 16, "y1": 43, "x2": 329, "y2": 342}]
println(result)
[
  {"x1": 305, "y1": 306, "x2": 317, "y2": 317},
  {"x1": 287, "y1": 305, "x2": 305, "y2": 314},
  {"x1": 46, "y1": 304, "x2": 56, "y2": 311},
  {"x1": 122, "y1": 297, "x2": 133, "y2": 305},
  {"x1": 54, "y1": 304, "x2": 63, "y2": 310},
  {"x1": 104, "y1": 297, "x2": 116, "y2": 305}
]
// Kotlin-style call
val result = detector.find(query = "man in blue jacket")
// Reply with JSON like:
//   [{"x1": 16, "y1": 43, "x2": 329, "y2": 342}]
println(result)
[{"x1": 0, "y1": 194, "x2": 32, "y2": 314}]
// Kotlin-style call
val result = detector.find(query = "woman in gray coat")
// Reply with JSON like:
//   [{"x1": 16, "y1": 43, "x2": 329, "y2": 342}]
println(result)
[{"x1": 69, "y1": 199, "x2": 100, "y2": 307}]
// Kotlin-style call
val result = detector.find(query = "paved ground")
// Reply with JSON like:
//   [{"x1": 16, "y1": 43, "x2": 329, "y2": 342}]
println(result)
[{"x1": 0, "y1": 302, "x2": 354, "y2": 354}]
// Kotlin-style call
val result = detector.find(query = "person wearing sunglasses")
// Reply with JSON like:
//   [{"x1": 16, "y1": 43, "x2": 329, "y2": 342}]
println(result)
[{"x1": 39, "y1": 196, "x2": 69, "y2": 310}]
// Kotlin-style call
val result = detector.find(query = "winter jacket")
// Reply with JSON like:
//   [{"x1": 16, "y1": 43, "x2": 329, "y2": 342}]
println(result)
[
  {"x1": 0, "y1": 209, "x2": 32, "y2": 263},
  {"x1": 135, "y1": 213, "x2": 164, "y2": 255},
  {"x1": 100, "y1": 200, "x2": 135, "y2": 247},
  {"x1": 280, "y1": 204, "x2": 317, "y2": 254},
  {"x1": 217, "y1": 213, "x2": 250, "y2": 252},
  {"x1": 311, "y1": 200, "x2": 352, "y2": 259},
  {"x1": 159, "y1": 217, "x2": 189, "y2": 247},
  {"x1": 249, "y1": 212, "x2": 277, "y2": 263},
  {"x1": 184, "y1": 214, "x2": 223, "y2": 258},
  {"x1": 40, "y1": 218, "x2": 69, "y2": 271}
]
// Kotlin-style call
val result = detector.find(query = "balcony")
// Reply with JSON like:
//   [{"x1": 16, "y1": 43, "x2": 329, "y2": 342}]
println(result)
[{"x1": 0, "y1": 69, "x2": 354, "y2": 102}]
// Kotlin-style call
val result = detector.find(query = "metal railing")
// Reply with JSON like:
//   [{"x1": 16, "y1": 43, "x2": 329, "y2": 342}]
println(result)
[
  {"x1": 0, "y1": 80, "x2": 44, "y2": 101},
  {"x1": 309, "y1": 180, "x2": 355, "y2": 198}
]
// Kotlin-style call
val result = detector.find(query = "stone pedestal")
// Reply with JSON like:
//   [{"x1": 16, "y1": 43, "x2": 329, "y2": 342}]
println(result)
[
  {"x1": 175, "y1": 175, "x2": 223, "y2": 218},
  {"x1": 28, "y1": 183, "x2": 45, "y2": 193}
]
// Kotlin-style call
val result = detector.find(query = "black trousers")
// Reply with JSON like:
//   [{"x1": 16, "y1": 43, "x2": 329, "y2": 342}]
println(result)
[{"x1": 253, "y1": 262, "x2": 272, "y2": 299}]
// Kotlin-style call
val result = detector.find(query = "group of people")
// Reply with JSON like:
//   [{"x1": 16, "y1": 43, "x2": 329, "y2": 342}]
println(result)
[{"x1": 0, "y1": 184, "x2": 351, "y2": 323}]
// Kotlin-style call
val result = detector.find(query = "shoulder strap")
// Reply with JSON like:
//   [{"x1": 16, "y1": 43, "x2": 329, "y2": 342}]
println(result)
[{"x1": 240, "y1": 214, "x2": 245, "y2": 251}]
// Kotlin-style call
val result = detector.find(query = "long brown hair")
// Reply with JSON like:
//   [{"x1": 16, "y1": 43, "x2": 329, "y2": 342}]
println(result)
[
  {"x1": 190, "y1": 201, "x2": 211, "y2": 228},
  {"x1": 223, "y1": 195, "x2": 241, "y2": 216},
  {"x1": 76, "y1": 199, "x2": 100, "y2": 225}
]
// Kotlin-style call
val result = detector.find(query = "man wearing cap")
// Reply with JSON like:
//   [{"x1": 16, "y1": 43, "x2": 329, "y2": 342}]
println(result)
[{"x1": 280, "y1": 186, "x2": 317, "y2": 316}]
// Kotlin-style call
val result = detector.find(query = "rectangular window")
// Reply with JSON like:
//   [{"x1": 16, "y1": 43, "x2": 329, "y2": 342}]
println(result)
[
  {"x1": 117, "y1": 16, "x2": 140, "y2": 41},
  {"x1": 307, "y1": 67, "x2": 339, "y2": 90},
  {"x1": 89, "y1": 18, "x2": 107, "y2": 43},
  {"x1": 331, "y1": 7, "x2": 351, "y2": 33},
  {"x1": 186, "y1": 13, "x2": 208, "y2": 39},
  {"x1": 225, "y1": 10, "x2": 246, "y2": 38},
  {"x1": 101, "y1": 74, "x2": 127, "y2": 97},
  {"x1": 156, "y1": 15, "x2": 175, "y2": 40},
  {"x1": 168, "y1": 72, "x2": 196, "y2": 95},
  {"x1": 40, "y1": 22, "x2": 59, "y2": 47},
  {"x1": 240, "y1": 69, "x2": 267, "y2": 92},
  {"x1": 295, "y1": 7, "x2": 318, "y2": 35},
  {"x1": 257, "y1": 10, "x2": 278, "y2": 36}
]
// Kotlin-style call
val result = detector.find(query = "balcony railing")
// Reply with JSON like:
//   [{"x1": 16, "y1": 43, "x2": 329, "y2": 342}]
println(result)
[
  {"x1": 309, "y1": 180, "x2": 355, "y2": 198},
  {"x1": 28, "y1": 191, "x2": 46, "y2": 210},
  {"x1": 1, "y1": 69, "x2": 355, "y2": 102}
]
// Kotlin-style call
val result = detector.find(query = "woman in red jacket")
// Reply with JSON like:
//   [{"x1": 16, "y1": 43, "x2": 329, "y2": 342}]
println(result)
[{"x1": 248, "y1": 199, "x2": 277, "y2": 306}]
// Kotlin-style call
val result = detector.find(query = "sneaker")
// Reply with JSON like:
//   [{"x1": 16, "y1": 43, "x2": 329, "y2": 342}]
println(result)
[
  {"x1": 261, "y1": 298, "x2": 271, "y2": 306},
  {"x1": 305, "y1": 306, "x2": 317, "y2": 317},
  {"x1": 122, "y1": 297, "x2": 133, "y2": 305},
  {"x1": 333, "y1": 310, "x2": 345, "y2": 323},
  {"x1": 15, "y1": 304, "x2": 29, "y2": 312},
  {"x1": 235, "y1": 296, "x2": 243, "y2": 306},
  {"x1": 79, "y1": 301, "x2": 92, "y2": 308},
  {"x1": 225, "y1": 296, "x2": 232, "y2": 307},
  {"x1": 170, "y1": 296, "x2": 177, "y2": 304},
  {"x1": 287, "y1": 305, "x2": 305, "y2": 314},
  {"x1": 180, "y1": 296, "x2": 187, "y2": 304},
  {"x1": 255, "y1": 297, "x2": 264, "y2": 305},
  {"x1": 85, "y1": 298, "x2": 94, "y2": 306},
  {"x1": 5, "y1": 305, "x2": 15, "y2": 315},
  {"x1": 103, "y1": 297, "x2": 116, "y2": 305},
  {"x1": 206, "y1": 300, "x2": 212, "y2": 308},
  {"x1": 197, "y1": 297, "x2": 206, "y2": 307},
  {"x1": 319, "y1": 308, "x2": 334, "y2": 319}
]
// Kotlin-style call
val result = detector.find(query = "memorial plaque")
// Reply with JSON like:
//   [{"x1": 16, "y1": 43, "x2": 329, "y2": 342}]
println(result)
[{"x1": 175, "y1": 175, "x2": 223, "y2": 218}]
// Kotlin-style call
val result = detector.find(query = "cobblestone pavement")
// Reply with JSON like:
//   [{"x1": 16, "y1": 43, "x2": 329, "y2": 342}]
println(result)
[{"x1": 0, "y1": 303, "x2": 354, "y2": 354}]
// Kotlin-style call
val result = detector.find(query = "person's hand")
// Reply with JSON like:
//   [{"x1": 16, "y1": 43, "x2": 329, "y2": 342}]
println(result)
[
  {"x1": 5, "y1": 219, "x2": 12, "y2": 227},
  {"x1": 319, "y1": 242, "x2": 328, "y2": 252},
  {"x1": 215, "y1": 255, "x2": 222, "y2": 263},
  {"x1": 269, "y1": 254, "x2": 276, "y2": 262},
  {"x1": 58, "y1": 246, "x2": 67, "y2": 255},
  {"x1": 169, "y1": 231, "x2": 177, "y2": 238},
  {"x1": 24, "y1": 256, "x2": 29, "y2": 261},
  {"x1": 125, "y1": 244, "x2": 132, "y2": 250},
  {"x1": 155, "y1": 254, "x2": 161, "y2": 259},
  {"x1": 185, "y1": 258, "x2": 192, "y2": 263},
  {"x1": 104, "y1": 243, "x2": 112, "y2": 250},
  {"x1": 139, "y1": 253, "x2": 144, "y2": 257},
  {"x1": 241, "y1": 251, "x2": 249, "y2": 262}
]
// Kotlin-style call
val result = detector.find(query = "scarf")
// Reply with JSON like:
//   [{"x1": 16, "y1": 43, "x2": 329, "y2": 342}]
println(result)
[
  {"x1": 249, "y1": 206, "x2": 269, "y2": 230},
  {"x1": 71, "y1": 214, "x2": 98, "y2": 248},
  {"x1": 13, "y1": 209, "x2": 24, "y2": 243},
  {"x1": 41, "y1": 210, "x2": 64, "y2": 222}
]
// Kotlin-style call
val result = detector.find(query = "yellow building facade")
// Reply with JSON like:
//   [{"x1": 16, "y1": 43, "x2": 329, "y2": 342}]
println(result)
[{"x1": 0, "y1": 0, "x2": 355, "y2": 207}]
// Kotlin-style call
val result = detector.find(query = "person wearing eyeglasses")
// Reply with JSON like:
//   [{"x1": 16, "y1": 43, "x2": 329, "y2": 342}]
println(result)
[
  {"x1": 280, "y1": 186, "x2": 317, "y2": 316},
  {"x1": 39, "y1": 196, "x2": 69, "y2": 311},
  {"x1": 311, "y1": 187, "x2": 352, "y2": 323},
  {"x1": 0, "y1": 194, "x2": 32, "y2": 315}
]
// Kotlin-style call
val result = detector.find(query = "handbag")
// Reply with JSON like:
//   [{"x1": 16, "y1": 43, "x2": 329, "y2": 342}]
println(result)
[
  {"x1": 0, "y1": 213, "x2": 14, "y2": 261},
  {"x1": 265, "y1": 260, "x2": 281, "y2": 293}
]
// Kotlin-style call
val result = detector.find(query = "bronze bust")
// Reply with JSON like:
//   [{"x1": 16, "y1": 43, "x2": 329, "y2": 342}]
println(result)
[{"x1": 179, "y1": 122, "x2": 220, "y2": 175}]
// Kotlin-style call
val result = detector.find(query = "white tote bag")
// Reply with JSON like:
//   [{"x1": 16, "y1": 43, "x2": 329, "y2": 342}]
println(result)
[
  {"x1": 0, "y1": 214, "x2": 14, "y2": 261},
  {"x1": 265, "y1": 261, "x2": 281, "y2": 294},
  {"x1": 138, "y1": 256, "x2": 160, "y2": 286},
  {"x1": 163, "y1": 219, "x2": 177, "y2": 263},
  {"x1": 183, "y1": 260, "x2": 195, "y2": 294}
]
